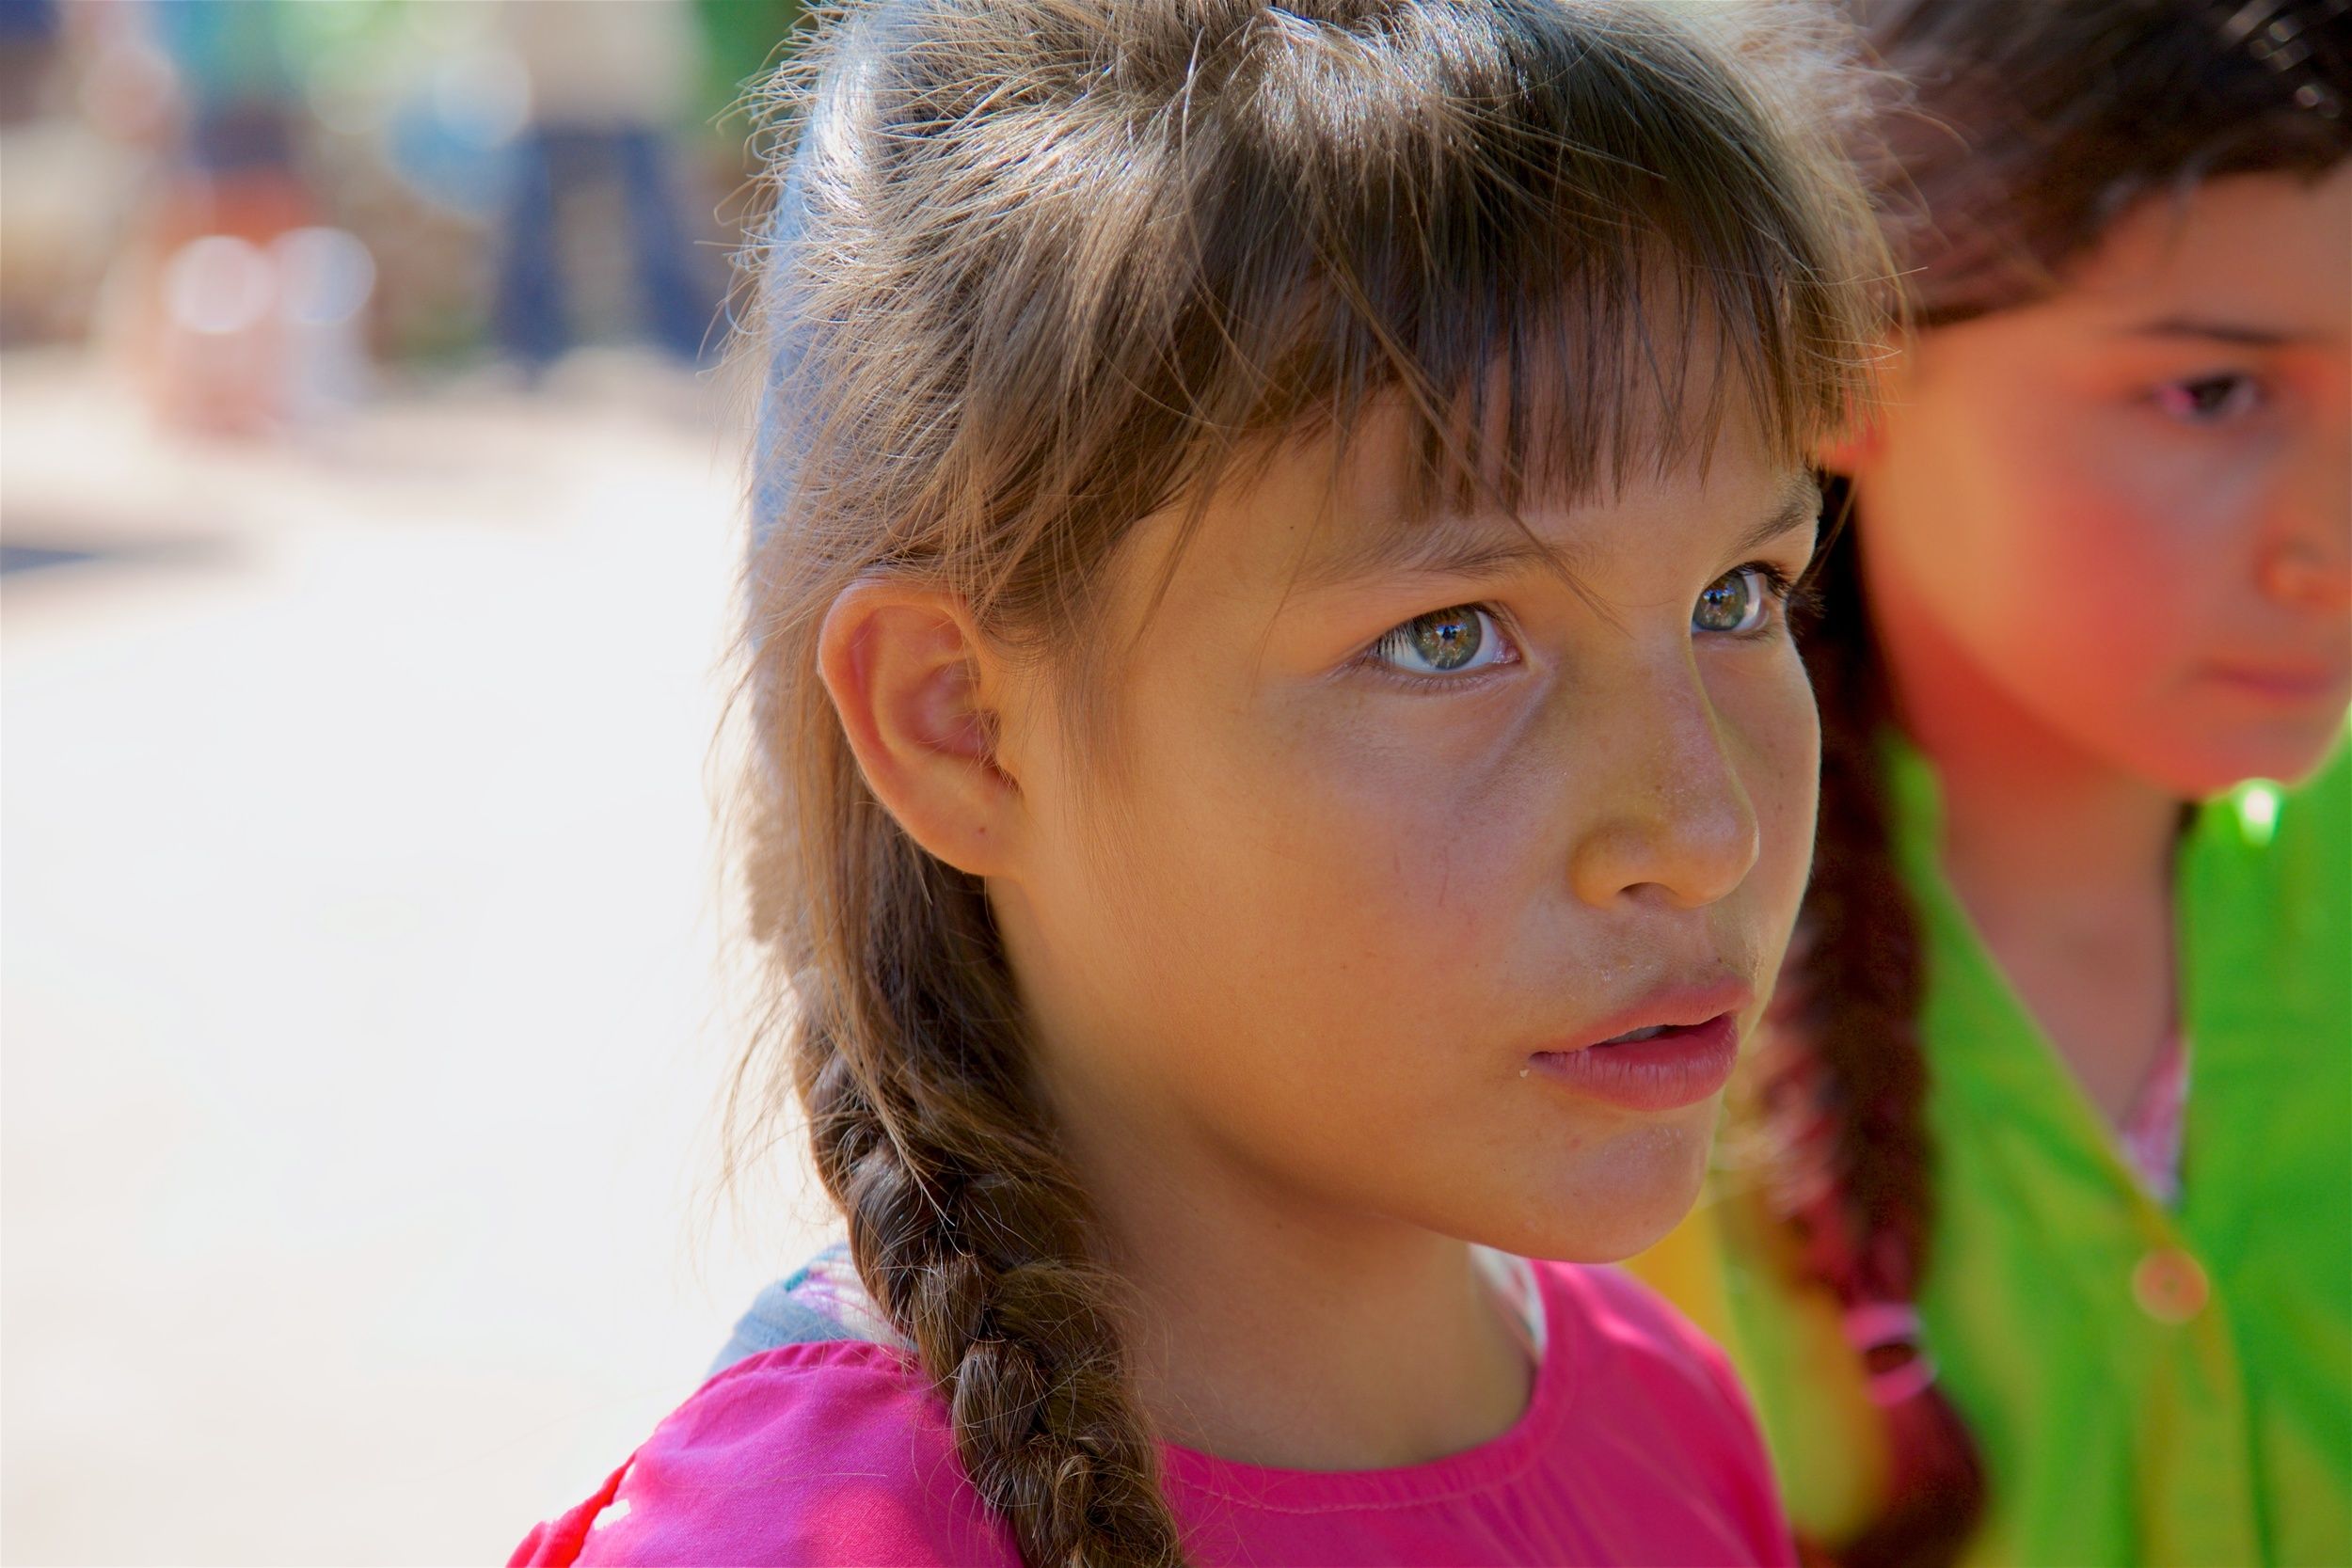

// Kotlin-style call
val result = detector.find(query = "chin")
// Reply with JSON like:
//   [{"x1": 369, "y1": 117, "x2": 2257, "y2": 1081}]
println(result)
[
  {"x1": 1488, "y1": 1121, "x2": 1715, "y2": 1264},
  {"x1": 2141, "y1": 721, "x2": 2348, "y2": 799}
]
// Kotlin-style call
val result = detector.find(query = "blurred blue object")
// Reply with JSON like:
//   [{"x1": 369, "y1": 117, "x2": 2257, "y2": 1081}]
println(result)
[
  {"x1": 383, "y1": 89, "x2": 518, "y2": 218},
  {"x1": 494, "y1": 126, "x2": 709, "y2": 368},
  {"x1": 0, "y1": 0, "x2": 59, "y2": 40},
  {"x1": 0, "y1": 0, "x2": 59, "y2": 124}
]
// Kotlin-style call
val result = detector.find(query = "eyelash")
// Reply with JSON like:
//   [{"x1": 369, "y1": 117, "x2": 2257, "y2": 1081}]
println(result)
[
  {"x1": 1357, "y1": 563, "x2": 1807, "y2": 691},
  {"x1": 1358, "y1": 604, "x2": 1525, "y2": 692},
  {"x1": 1724, "y1": 563, "x2": 1807, "y2": 637}
]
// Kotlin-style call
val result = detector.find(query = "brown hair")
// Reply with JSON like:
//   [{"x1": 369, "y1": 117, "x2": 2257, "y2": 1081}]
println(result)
[
  {"x1": 1763, "y1": 5, "x2": 2352, "y2": 1565},
  {"x1": 726, "y1": 3, "x2": 1885, "y2": 1563}
]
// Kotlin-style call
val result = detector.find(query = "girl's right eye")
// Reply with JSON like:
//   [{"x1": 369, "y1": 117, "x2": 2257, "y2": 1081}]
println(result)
[
  {"x1": 2152, "y1": 372, "x2": 2265, "y2": 425},
  {"x1": 1366, "y1": 605, "x2": 1514, "y2": 678}
]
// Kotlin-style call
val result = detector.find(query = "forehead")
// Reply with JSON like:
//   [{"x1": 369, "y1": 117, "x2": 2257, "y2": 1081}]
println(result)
[
  {"x1": 1263, "y1": 392, "x2": 1803, "y2": 591},
  {"x1": 2060, "y1": 166, "x2": 2352, "y2": 336}
]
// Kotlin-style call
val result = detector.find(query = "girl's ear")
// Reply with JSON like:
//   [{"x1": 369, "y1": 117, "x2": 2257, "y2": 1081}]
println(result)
[{"x1": 818, "y1": 578, "x2": 1025, "y2": 879}]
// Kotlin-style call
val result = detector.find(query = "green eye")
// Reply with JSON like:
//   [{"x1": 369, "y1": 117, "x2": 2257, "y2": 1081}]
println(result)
[
  {"x1": 1371, "y1": 605, "x2": 1508, "y2": 675},
  {"x1": 1693, "y1": 567, "x2": 1772, "y2": 635}
]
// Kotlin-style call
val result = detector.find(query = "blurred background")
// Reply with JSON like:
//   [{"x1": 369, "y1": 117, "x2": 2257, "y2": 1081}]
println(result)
[{"x1": 0, "y1": 2, "x2": 843, "y2": 1561}]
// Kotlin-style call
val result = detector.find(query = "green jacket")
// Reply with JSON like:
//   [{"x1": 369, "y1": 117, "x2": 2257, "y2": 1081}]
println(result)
[{"x1": 1653, "y1": 736, "x2": 2351, "y2": 1566}]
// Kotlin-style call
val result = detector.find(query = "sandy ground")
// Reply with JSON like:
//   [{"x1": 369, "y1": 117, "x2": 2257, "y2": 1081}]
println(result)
[{"x1": 2, "y1": 350, "x2": 840, "y2": 1565}]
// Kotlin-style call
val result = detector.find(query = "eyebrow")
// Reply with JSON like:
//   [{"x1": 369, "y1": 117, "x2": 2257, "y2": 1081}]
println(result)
[
  {"x1": 1734, "y1": 473, "x2": 1826, "y2": 558},
  {"x1": 1295, "y1": 470, "x2": 1823, "y2": 592},
  {"x1": 2121, "y1": 317, "x2": 2329, "y2": 349}
]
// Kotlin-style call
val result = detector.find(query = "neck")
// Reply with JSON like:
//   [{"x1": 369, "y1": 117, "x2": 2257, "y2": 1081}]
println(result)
[
  {"x1": 1858, "y1": 551, "x2": 2181, "y2": 918},
  {"x1": 1048, "y1": 1085, "x2": 1532, "y2": 1472}
]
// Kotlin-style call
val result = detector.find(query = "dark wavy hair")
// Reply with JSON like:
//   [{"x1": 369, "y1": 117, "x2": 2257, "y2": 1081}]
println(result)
[
  {"x1": 722, "y1": 2, "x2": 1888, "y2": 1563},
  {"x1": 1761, "y1": 5, "x2": 2351, "y2": 1565}
]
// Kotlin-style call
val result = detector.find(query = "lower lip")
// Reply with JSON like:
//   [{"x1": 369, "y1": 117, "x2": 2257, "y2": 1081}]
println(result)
[{"x1": 1527, "y1": 1014, "x2": 1741, "y2": 1112}]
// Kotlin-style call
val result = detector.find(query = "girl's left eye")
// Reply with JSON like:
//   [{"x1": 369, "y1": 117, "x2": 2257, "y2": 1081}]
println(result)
[
  {"x1": 1368, "y1": 605, "x2": 1513, "y2": 676},
  {"x1": 1692, "y1": 566, "x2": 1780, "y2": 635},
  {"x1": 2153, "y1": 373, "x2": 2265, "y2": 424}
]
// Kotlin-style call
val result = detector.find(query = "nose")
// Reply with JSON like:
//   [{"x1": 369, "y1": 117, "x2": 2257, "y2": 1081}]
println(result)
[
  {"x1": 1565, "y1": 660, "x2": 1762, "y2": 911},
  {"x1": 2261, "y1": 531, "x2": 2352, "y2": 615},
  {"x1": 2258, "y1": 427, "x2": 2352, "y2": 614}
]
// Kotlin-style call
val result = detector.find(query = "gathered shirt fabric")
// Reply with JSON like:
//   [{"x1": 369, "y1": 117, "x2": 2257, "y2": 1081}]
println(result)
[{"x1": 510, "y1": 1254, "x2": 1797, "y2": 1566}]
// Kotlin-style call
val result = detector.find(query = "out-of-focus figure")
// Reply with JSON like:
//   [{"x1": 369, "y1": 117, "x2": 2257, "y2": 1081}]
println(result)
[
  {"x1": 139, "y1": 0, "x2": 314, "y2": 431},
  {"x1": 57, "y1": 0, "x2": 381, "y2": 435},
  {"x1": 491, "y1": 0, "x2": 713, "y2": 372},
  {"x1": 6, "y1": 0, "x2": 774, "y2": 427},
  {"x1": 0, "y1": 0, "x2": 119, "y2": 346},
  {"x1": 1635, "y1": 4, "x2": 2351, "y2": 1566}
]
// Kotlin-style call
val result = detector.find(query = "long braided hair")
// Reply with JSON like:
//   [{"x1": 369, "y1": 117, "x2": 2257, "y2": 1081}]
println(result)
[
  {"x1": 724, "y1": 4, "x2": 1887, "y2": 1563},
  {"x1": 1760, "y1": 5, "x2": 2352, "y2": 1564}
]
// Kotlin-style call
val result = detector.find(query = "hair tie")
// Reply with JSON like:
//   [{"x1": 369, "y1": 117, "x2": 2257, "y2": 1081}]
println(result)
[
  {"x1": 1844, "y1": 1301, "x2": 1940, "y2": 1407},
  {"x1": 2211, "y1": 0, "x2": 2349, "y2": 120}
]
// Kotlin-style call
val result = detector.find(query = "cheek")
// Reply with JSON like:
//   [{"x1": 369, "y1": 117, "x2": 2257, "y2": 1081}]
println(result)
[
  {"x1": 1034, "y1": 689, "x2": 1518, "y2": 1087},
  {"x1": 1081, "y1": 694, "x2": 1525, "y2": 1045},
  {"x1": 1130, "y1": 708, "x2": 1536, "y2": 1019},
  {"x1": 1713, "y1": 649, "x2": 1820, "y2": 927},
  {"x1": 2008, "y1": 441, "x2": 2214, "y2": 663},
  {"x1": 1877, "y1": 396, "x2": 2217, "y2": 688},
  {"x1": 1043, "y1": 715, "x2": 1537, "y2": 1220}
]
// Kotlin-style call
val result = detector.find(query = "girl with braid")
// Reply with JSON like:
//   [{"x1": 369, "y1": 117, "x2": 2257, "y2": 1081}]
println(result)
[
  {"x1": 1635, "y1": 3, "x2": 2352, "y2": 1565},
  {"x1": 511, "y1": 1, "x2": 1891, "y2": 1562}
]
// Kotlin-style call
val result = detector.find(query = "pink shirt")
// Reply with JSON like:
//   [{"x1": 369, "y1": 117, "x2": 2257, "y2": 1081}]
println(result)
[{"x1": 513, "y1": 1261, "x2": 1794, "y2": 1566}]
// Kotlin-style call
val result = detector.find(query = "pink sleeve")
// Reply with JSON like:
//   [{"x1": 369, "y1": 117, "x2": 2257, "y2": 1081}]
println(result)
[
  {"x1": 512, "y1": 1344, "x2": 1022, "y2": 1568},
  {"x1": 509, "y1": 1462, "x2": 629, "y2": 1566}
]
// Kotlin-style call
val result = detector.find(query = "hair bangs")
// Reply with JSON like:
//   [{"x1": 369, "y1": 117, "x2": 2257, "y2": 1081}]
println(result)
[
  {"x1": 753, "y1": 2, "x2": 1883, "y2": 645},
  {"x1": 1143, "y1": 0, "x2": 1883, "y2": 528}
]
